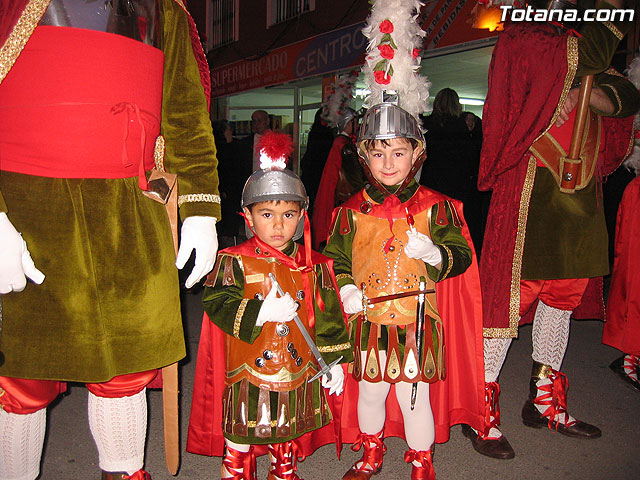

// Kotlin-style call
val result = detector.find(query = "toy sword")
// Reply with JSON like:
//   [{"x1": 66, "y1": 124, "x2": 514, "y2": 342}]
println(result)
[{"x1": 268, "y1": 273, "x2": 342, "y2": 383}]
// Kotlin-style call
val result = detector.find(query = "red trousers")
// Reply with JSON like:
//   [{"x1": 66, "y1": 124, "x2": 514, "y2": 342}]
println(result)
[
  {"x1": 520, "y1": 278, "x2": 589, "y2": 317},
  {"x1": 0, "y1": 370, "x2": 157, "y2": 414}
]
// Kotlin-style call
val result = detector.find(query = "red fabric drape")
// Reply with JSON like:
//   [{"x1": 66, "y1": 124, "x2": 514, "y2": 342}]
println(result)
[{"x1": 603, "y1": 176, "x2": 640, "y2": 355}]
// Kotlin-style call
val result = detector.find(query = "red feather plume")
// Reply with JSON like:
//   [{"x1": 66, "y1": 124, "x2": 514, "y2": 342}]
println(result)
[{"x1": 256, "y1": 131, "x2": 294, "y2": 163}]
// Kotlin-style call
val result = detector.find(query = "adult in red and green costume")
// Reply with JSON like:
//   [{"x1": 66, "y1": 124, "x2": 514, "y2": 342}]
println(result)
[
  {"x1": 465, "y1": 0, "x2": 639, "y2": 460},
  {"x1": 0, "y1": 1, "x2": 221, "y2": 478}
]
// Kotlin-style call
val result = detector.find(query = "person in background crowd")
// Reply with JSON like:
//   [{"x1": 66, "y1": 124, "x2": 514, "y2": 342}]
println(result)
[
  {"x1": 301, "y1": 108, "x2": 335, "y2": 214},
  {"x1": 420, "y1": 89, "x2": 485, "y2": 254}
]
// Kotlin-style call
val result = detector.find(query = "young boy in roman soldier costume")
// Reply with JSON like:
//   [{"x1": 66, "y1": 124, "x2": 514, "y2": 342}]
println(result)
[
  {"x1": 321, "y1": 3, "x2": 485, "y2": 478},
  {"x1": 187, "y1": 131, "x2": 353, "y2": 480},
  {"x1": 0, "y1": 1, "x2": 220, "y2": 478}
]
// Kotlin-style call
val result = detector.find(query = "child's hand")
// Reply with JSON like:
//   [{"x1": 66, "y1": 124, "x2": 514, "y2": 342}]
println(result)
[
  {"x1": 322, "y1": 364, "x2": 345, "y2": 396},
  {"x1": 256, "y1": 283, "x2": 298, "y2": 326},
  {"x1": 405, "y1": 230, "x2": 442, "y2": 266},
  {"x1": 339, "y1": 284, "x2": 364, "y2": 314}
]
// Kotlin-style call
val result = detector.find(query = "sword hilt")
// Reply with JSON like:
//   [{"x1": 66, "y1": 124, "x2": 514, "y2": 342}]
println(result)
[{"x1": 308, "y1": 356, "x2": 343, "y2": 383}]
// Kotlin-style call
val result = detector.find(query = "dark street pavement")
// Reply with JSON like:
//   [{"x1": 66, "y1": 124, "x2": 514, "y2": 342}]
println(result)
[{"x1": 40, "y1": 288, "x2": 640, "y2": 479}]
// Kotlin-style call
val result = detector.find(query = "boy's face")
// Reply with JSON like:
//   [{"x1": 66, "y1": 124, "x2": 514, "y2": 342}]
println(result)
[
  {"x1": 244, "y1": 201, "x2": 303, "y2": 252},
  {"x1": 365, "y1": 138, "x2": 421, "y2": 187}
]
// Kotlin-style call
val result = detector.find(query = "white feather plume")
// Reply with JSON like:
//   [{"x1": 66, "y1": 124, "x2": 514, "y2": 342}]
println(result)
[
  {"x1": 623, "y1": 52, "x2": 640, "y2": 176},
  {"x1": 361, "y1": 0, "x2": 430, "y2": 119},
  {"x1": 322, "y1": 71, "x2": 358, "y2": 129}
]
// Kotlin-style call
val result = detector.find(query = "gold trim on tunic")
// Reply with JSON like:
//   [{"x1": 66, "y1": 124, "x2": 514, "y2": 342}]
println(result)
[
  {"x1": 233, "y1": 298, "x2": 249, "y2": 338},
  {"x1": 604, "y1": 21, "x2": 624, "y2": 40},
  {"x1": 336, "y1": 274, "x2": 354, "y2": 282},
  {"x1": 246, "y1": 408, "x2": 322, "y2": 428},
  {"x1": 0, "y1": 0, "x2": 52, "y2": 85},
  {"x1": 178, "y1": 193, "x2": 221, "y2": 206},
  {"x1": 599, "y1": 83, "x2": 622, "y2": 116},
  {"x1": 154, "y1": 136, "x2": 166, "y2": 171},
  {"x1": 440, "y1": 245, "x2": 453, "y2": 279},
  {"x1": 227, "y1": 362, "x2": 317, "y2": 383},
  {"x1": 318, "y1": 342, "x2": 351, "y2": 353}
]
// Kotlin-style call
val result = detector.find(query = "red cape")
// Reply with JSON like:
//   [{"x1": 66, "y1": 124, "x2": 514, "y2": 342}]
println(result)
[
  {"x1": 312, "y1": 135, "x2": 350, "y2": 250},
  {"x1": 603, "y1": 175, "x2": 640, "y2": 355},
  {"x1": 186, "y1": 237, "x2": 347, "y2": 458},
  {"x1": 337, "y1": 187, "x2": 485, "y2": 444},
  {"x1": 479, "y1": 22, "x2": 634, "y2": 335}
]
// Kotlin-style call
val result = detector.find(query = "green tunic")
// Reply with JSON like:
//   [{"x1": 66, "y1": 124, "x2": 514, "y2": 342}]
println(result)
[
  {"x1": 0, "y1": 0, "x2": 221, "y2": 382},
  {"x1": 522, "y1": 9, "x2": 640, "y2": 280}
]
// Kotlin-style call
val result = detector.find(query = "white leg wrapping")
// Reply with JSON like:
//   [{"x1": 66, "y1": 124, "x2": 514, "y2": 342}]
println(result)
[
  {"x1": 0, "y1": 408, "x2": 45, "y2": 480},
  {"x1": 483, "y1": 337, "x2": 512, "y2": 383},
  {"x1": 88, "y1": 389, "x2": 147, "y2": 475},
  {"x1": 531, "y1": 300, "x2": 571, "y2": 371},
  {"x1": 395, "y1": 381, "x2": 434, "y2": 452}
]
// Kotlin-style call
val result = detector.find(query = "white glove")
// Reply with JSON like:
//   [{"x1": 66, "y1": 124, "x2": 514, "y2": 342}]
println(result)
[
  {"x1": 322, "y1": 363, "x2": 345, "y2": 396},
  {"x1": 404, "y1": 229, "x2": 442, "y2": 266},
  {"x1": 0, "y1": 212, "x2": 45, "y2": 294},
  {"x1": 176, "y1": 216, "x2": 219, "y2": 288},
  {"x1": 256, "y1": 283, "x2": 298, "y2": 326},
  {"x1": 340, "y1": 284, "x2": 364, "y2": 315}
]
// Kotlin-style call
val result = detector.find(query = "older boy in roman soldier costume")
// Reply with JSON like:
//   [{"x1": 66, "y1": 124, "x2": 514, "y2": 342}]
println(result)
[
  {"x1": 322, "y1": 2, "x2": 485, "y2": 478},
  {"x1": 187, "y1": 132, "x2": 353, "y2": 480},
  {"x1": 0, "y1": 1, "x2": 220, "y2": 478},
  {"x1": 464, "y1": 0, "x2": 640, "y2": 459}
]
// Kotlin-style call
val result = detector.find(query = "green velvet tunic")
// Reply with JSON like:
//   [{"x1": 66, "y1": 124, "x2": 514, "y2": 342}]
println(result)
[
  {"x1": 521, "y1": 20, "x2": 640, "y2": 280},
  {"x1": 0, "y1": 0, "x2": 221, "y2": 382}
]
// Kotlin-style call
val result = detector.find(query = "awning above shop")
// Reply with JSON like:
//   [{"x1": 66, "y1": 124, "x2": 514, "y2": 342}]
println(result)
[{"x1": 210, "y1": 0, "x2": 500, "y2": 99}]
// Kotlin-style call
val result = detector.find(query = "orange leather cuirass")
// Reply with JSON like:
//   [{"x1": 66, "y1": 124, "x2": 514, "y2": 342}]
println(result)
[
  {"x1": 225, "y1": 255, "x2": 318, "y2": 392},
  {"x1": 352, "y1": 209, "x2": 440, "y2": 325}
]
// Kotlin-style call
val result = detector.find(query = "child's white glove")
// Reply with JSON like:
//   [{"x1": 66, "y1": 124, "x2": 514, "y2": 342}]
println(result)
[
  {"x1": 339, "y1": 284, "x2": 364, "y2": 315},
  {"x1": 0, "y1": 212, "x2": 45, "y2": 294},
  {"x1": 404, "y1": 230, "x2": 442, "y2": 266},
  {"x1": 176, "y1": 216, "x2": 219, "y2": 288},
  {"x1": 256, "y1": 283, "x2": 298, "y2": 326},
  {"x1": 322, "y1": 364, "x2": 345, "y2": 396}
]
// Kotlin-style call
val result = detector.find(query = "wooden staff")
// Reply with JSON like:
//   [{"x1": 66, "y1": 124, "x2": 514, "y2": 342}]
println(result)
[{"x1": 560, "y1": 74, "x2": 594, "y2": 193}]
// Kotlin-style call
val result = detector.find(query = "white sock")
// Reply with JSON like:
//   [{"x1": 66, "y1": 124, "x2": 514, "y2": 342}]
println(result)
[
  {"x1": 0, "y1": 408, "x2": 45, "y2": 480},
  {"x1": 479, "y1": 337, "x2": 512, "y2": 439},
  {"x1": 88, "y1": 389, "x2": 147, "y2": 475},
  {"x1": 531, "y1": 301, "x2": 571, "y2": 371}
]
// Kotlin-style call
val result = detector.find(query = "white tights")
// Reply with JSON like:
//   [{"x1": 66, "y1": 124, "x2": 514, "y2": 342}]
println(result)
[{"x1": 357, "y1": 351, "x2": 434, "y2": 452}]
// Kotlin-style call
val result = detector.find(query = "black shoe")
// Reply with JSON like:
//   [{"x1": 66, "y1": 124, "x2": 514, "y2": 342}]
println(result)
[
  {"x1": 461, "y1": 424, "x2": 515, "y2": 460},
  {"x1": 609, "y1": 356, "x2": 640, "y2": 392},
  {"x1": 521, "y1": 400, "x2": 601, "y2": 439}
]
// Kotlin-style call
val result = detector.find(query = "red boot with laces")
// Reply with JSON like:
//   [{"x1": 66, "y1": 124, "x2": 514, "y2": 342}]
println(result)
[
  {"x1": 267, "y1": 440, "x2": 306, "y2": 480},
  {"x1": 404, "y1": 448, "x2": 435, "y2": 480},
  {"x1": 342, "y1": 430, "x2": 386, "y2": 480},
  {"x1": 221, "y1": 444, "x2": 257, "y2": 480}
]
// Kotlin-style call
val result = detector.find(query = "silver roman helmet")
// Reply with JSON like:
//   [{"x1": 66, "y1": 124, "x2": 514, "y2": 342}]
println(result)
[
  {"x1": 357, "y1": 102, "x2": 425, "y2": 161},
  {"x1": 336, "y1": 107, "x2": 359, "y2": 134},
  {"x1": 241, "y1": 131, "x2": 309, "y2": 240}
]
